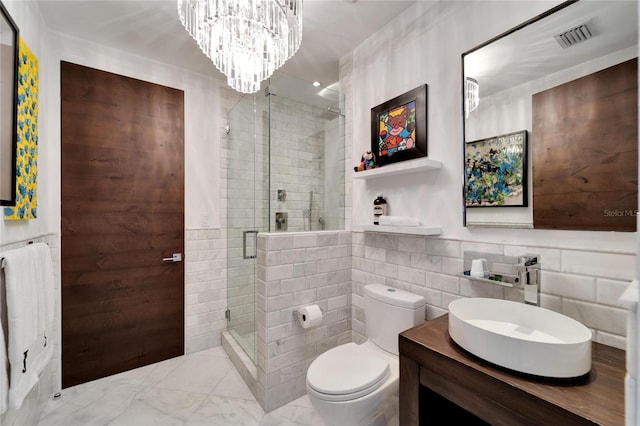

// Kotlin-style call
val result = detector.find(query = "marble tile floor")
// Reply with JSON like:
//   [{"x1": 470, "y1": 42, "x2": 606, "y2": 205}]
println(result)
[{"x1": 37, "y1": 346, "x2": 326, "y2": 426}]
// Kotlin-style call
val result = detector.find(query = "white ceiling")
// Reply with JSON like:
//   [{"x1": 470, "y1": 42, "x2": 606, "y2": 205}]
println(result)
[
  {"x1": 36, "y1": 0, "x2": 416, "y2": 91},
  {"x1": 465, "y1": 1, "x2": 638, "y2": 97}
]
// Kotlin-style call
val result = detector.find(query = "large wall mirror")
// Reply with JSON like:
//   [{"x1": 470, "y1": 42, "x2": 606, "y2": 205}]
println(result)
[
  {"x1": 0, "y1": 1, "x2": 18, "y2": 206},
  {"x1": 462, "y1": 0, "x2": 638, "y2": 231}
]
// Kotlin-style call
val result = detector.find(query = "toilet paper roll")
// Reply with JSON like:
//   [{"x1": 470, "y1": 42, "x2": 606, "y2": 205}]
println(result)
[{"x1": 298, "y1": 305, "x2": 323, "y2": 329}]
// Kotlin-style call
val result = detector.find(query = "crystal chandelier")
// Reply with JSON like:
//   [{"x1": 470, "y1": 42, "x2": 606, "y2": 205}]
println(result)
[{"x1": 177, "y1": 0, "x2": 303, "y2": 94}]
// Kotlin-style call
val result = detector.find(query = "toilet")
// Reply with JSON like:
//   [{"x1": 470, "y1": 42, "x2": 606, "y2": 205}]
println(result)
[{"x1": 306, "y1": 284, "x2": 425, "y2": 425}]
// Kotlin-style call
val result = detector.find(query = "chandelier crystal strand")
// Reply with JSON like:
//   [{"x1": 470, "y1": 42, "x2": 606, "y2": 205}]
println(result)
[
  {"x1": 178, "y1": 0, "x2": 303, "y2": 94},
  {"x1": 465, "y1": 77, "x2": 479, "y2": 118}
]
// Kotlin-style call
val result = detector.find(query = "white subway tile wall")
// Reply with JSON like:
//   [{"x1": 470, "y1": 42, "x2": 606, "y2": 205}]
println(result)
[
  {"x1": 562, "y1": 250, "x2": 635, "y2": 281},
  {"x1": 351, "y1": 232, "x2": 633, "y2": 349},
  {"x1": 256, "y1": 231, "x2": 352, "y2": 411},
  {"x1": 184, "y1": 228, "x2": 228, "y2": 353}
]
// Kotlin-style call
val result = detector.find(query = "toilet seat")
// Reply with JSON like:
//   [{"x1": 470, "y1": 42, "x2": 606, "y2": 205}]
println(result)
[{"x1": 307, "y1": 342, "x2": 390, "y2": 402}]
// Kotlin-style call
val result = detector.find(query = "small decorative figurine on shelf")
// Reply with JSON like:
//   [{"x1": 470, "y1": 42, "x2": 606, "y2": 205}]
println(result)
[{"x1": 354, "y1": 150, "x2": 377, "y2": 172}]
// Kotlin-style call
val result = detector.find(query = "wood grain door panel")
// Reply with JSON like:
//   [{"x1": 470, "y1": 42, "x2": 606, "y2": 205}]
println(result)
[
  {"x1": 532, "y1": 58, "x2": 638, "y2": 231},
  {"x1": 61, "y1": 61, "x2": 185, "y2": 388}
]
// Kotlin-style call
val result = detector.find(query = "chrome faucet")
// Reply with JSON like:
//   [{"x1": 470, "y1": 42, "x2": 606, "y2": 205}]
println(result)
[{"x1": 514, "y1": 255, "x2": 540, "y2": 306}]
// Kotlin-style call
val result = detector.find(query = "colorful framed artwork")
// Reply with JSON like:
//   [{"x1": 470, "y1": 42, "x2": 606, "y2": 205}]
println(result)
[
  {"x1": 371, "y1": 84, "x2": 427, "y2": 167},
  {"x1": 4, "y1": 37, "x2": 37, "y2": 220},
  {"x1": 465, "y1": 130, "x2": 528, "y2": 207},
  {"x1": 0, "y1": 1, "x2": 18, "y2": 206}
]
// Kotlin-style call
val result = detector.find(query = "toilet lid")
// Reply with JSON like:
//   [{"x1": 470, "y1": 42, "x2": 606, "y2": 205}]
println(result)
[{"x1": 307, "y1": 343, "x2": 390, "y2": 396}]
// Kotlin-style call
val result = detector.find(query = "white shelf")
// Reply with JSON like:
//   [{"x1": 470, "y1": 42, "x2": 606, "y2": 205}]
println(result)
[
  {"x1": 456, "y1": 273, "x2": 517, "y2": 288},
  {"x1": 352, "y1": 157, "x2": 441, "y2": 180},
  {"x1": 352, "y1": 224, "x2": 442, "y2": 236}
]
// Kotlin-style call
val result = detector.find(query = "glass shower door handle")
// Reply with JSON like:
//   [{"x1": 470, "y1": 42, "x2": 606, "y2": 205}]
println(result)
[{"x1": 243, "y1": 230, "x2": 259, "y2": 259}]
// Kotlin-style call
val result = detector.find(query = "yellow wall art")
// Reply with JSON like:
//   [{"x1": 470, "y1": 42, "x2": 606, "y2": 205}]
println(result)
[{"x1": 4, "y1": 37, "x2": 38, "y2": 220}]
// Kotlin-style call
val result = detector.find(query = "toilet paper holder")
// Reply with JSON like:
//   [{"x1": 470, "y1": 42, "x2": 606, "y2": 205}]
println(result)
[{"x1": 292, "y1": 306, "x2": 324, "y2": 320}]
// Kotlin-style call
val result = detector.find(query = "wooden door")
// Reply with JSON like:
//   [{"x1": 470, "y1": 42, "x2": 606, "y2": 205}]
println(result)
[
  {"x1": 532, "y1": 58, "x2": 638, "y2": 231},
  {"x1": 61, "y1": 62, "x2": 185, "y2": 388}
]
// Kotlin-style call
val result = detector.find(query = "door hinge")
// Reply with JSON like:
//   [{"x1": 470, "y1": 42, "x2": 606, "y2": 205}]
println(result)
[{"x1": 225, "y1": 309, "x2": 231, "y2": 321}]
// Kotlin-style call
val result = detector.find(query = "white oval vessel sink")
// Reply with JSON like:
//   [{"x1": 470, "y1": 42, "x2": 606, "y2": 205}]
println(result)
[{"x1": 448, "y1": 298, "x2": 592, "y2": 378}]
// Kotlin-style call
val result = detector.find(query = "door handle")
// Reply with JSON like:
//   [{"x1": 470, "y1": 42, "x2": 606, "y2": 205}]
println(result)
[
  {"x1": 243, "y1": 230, "x2": 258, "y2": 259},
  {"x1": 162, "y1": 253, "x2": 183, "y2": 263}
]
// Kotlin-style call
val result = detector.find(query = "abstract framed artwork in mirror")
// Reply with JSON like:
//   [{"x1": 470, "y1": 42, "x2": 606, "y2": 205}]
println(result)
[
  {"x1": 465, "y1": 130, "x2": 527, "y2": 208},
  {"x1": 0, "y1": 1, "x2": 17, "y2": 206},
  {"x1": 462, "y1": 0, "x2": 638, "y2": 230}
]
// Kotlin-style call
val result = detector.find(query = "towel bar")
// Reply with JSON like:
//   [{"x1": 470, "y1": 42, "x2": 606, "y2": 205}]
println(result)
[{"x1": 0, "y1": 241, "x2": 49, "y2": 269}]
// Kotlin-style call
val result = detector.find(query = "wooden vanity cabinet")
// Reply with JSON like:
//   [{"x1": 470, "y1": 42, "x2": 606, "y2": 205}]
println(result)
[{"x1": 399, "y1": 315, "x2": 625, "y2": 425}]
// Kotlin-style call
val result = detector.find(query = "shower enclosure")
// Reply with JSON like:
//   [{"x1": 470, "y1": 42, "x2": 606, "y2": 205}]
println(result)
[{"x1": 225, "y1": 73, "x2": 345, "y2": 364}]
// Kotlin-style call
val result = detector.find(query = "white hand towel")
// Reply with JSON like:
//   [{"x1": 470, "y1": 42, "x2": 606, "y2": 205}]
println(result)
[
  {"x1": 378, "y1": 216, "x2": 422, "y2": 227},
  {"x1": 378, "y1": 216, "x2": 393, "y2": 226},
  {"x1": 3, "y1": 246, "x2": 40, "y2": 409},
  {"x1": 32, "y1": 249, "x2": 47, "y2": 344},
  {"x1": 30, "y1": 244, "x2": 54, "y2": 340},
  {"x1": 28, "y1": 243, "x2": 55, "y2": 377},
  {"x1": 27, "y1": 330, "x2": 51, "y2": 384}
]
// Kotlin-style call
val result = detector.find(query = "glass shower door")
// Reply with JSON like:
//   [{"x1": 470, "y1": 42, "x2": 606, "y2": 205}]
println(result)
[
  {"x1": 225, "y1": 73, "x2": 344, "y2": 365},
  {"x1": 266, "y1": 74, "x2": 345, "y2": 232},
  {"x1": 226, "y1": 93, "x2": 267, "y2": 363}
]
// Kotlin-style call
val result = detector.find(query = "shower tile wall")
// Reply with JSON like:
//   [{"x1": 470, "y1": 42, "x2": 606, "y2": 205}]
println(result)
[
  {"x1": 256, "y1": 231, "x2": 352, "y2": 411},
  {"x1": 269, "y1": 95, "x2": 329, "y2": 232},
  {"x1": 351, "y1": 232, "x2": 633, "y2": 349}
]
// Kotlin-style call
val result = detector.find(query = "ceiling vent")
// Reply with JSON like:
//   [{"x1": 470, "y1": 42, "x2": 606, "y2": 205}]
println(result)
[{"x1": 554, "y1": 23, "x2": 595, "y2": 49}]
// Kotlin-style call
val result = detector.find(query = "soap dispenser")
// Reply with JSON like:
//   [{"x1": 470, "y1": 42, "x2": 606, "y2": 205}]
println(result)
[{"x1": 373, "y1": 195, "x2": 387, "y2": 225}]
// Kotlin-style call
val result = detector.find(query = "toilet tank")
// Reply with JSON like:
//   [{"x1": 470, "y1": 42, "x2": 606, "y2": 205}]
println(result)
[{"x1": 364, "y1": 284, "x2": 425, "y2": 355}]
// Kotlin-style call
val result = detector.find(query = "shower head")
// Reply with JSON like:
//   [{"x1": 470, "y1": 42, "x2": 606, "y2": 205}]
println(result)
[
  {"x1": 326, "y1": 106, "x2": 344, "y2": 116},
  {"x1": 319, "y1": 106, "x2": 344, "y2": 120}
]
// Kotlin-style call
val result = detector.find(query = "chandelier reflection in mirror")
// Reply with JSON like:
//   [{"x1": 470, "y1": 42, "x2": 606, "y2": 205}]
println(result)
[
  {"x1": 465, "y1": 77, "x2": 479, "y2": 118},
  {"x1": 177, "y1": 0, "x2": 303, "y2": 94}
]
